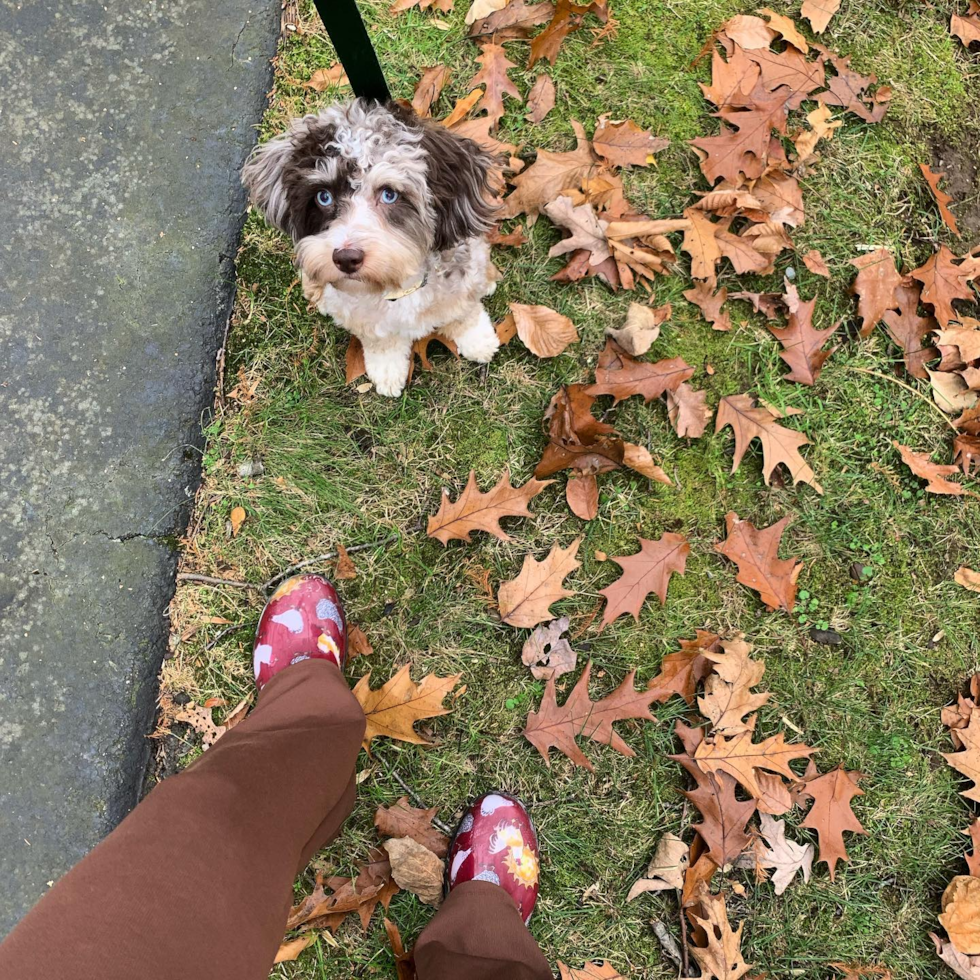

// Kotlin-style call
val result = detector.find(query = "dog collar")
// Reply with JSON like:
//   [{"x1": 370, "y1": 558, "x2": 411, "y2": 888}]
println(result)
[{"x1": 384, "y1": 274, "x2": 428, "y2": 302}]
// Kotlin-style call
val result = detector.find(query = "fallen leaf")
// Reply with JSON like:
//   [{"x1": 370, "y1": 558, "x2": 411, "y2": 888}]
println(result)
[
  {"x1": 468, "y1": 0, "x2": 554, "y2": 39},
  {"x1": 622, "y1": 443, "x2": 671, "y2": 484},
  {"x1": 353, "y1": 665, "x2": 462, "y2": 750},
  {"x1": 921, "y1": 163, "x2": 961, "y2": 237},
  {"x1": 698, "y1": 635, "x2": 771, "y2": 734},
  {"x1": 721, "y1": 13, "x2": 776, "y2": 49},
  {"x1": 275, "y1": 934, "x2": 316, "y2": 963},
  {"x1": 943, "y1": 876, "x2": 980, "y2": 955},
  {"x1": 525, "y1": 660, "x2": 661, "y2": 770},
  {"x1": 668, "y1": 383, "x2": 713, "y2": 439},
  {"x1": 716, "y1": 394, "x2": 823, "y2": 493},
  {"x1": 849, "y1": 248, "x2": 902, "y2": 337},
  {"x1": 689, "y1": 885, "x2": 754, "y2": 980},
  {"x1": 768, "y1": 293, "x2": 840, "y2": 385},
  {"x1": 545, "y1": 196, "x2": 612, "y2": 266},
  {"x1": 558, "y1": 963, "x2": 625, "y2": 980},
  {"x1": 682, "y1": 208, "x2": 722, "y2": 281},
  {"x1": 391, "y1": 0, "x2": 454, "y2": 13},
  {"x1": 799, "y1": 767, "x2": 866, "y2": 880},
  {"x1": 894, "y1": 441, "x2": 967, "y2": 496},
  {"x1": 230, "y1": 505, "x2": 246, "y2": 535},
  {"x1": 464, "y1": 0, "x2": 508, "y2": 25},
  {"x1": 945, "y1": 712, "x2": 980, "y2": 804},
  {"x1": 736, "y1": 812, "x2": 814, "y2": 894},
  {"x1": 695, "y1": 729, "x2": 817, "y2": 799},
  {"x1": 440, "y1": 88, "x2": 484, "y2": 128},
  {"x1": 818, "y1": 47, "x2": 891, "y2": 124},
  {"x1": 303, "y1": 64, "x2": 349, "y2": 92},
  {"x1": 965, "y1": 819, "x2": 980, "y2": 875},
  {"x1": 375, "y1": 798, "x2": 449, "y2": 858},
  {"x1": 794, "y1": 102, "x2": 842, "y2": 163},
  {"x1": 335, "y1": 544, "x2": 357, "y2": 580},
  {"x1": 758, "y1": 8, "x2": 809, "y2": 52},
  {"x1": 929, "y1": 368, "x2": 979, "y2": 415},
  {"x1": 802, "y1": 249, "x2": 830, "y2": 278},
  {"x1": 932, "y1": 933, "x2": 980, "y2": 980},
  {"x1": 685, "y1": 281, "x2": 732, "y2": 331},
  {"x1": 593, "y1": 115, "x2": 668, "y2": 167},
  {"x1": 881, "y1": 281, "x2": 938, "y2": 380},
  {"x1": 955, "y1": 568, "x2": 980, "y2": 593},
  {"x1": 498, "y1": 538, "x2": 582, "y2": 628},
  {"x1": 534, "y1": 384, "x2": 626, "y2": 478},
  {"x1": 383, "y1": 837, "x2": 444, "y2": 906},
  {"x1": 511, "y1": 302, "x2": 580, "y2": 357},
  {"x1": 349, "y1": 626, "x2": 374, "y2": 659},
  {"x1": 955, "y1": 435, "x2": 980, "y2": 476},
  {"x1": 489, "y1": 224, "x2": 529, "y2": 248},
  {"x1": 384, "y1": 918, "x2": 418, "y2": 980},
  {"x1": 522, "y1": 616, "x2": 577, "y2": 680},
  {"x1": 566, "y1": 471, "x2": 599, "y2": 519},
  {"x1": 526, "y1": 74, "x2": 557, "y2": 123},
  {"x1": 346, "y1": 336, "x2": 367, "y2": 383},
  {"x1": 176, "y1": 696, "x2": 250, "y2": 750},
  {"x1": 412, "y1": 65, "x2": 450, "y2": 117},
  {"x1": 627, "y1": 832, "x2": 690, "y2": 899},
  {"x1": 910, "y1": 245, "x2": 980, "y2": 329},
  {"x1": 529, "y1": 0, "x2": 603, "y2": 67},
  {"x1": 647, "y1": 631, "x2": 719, "y2": 706},
  {"x1": 715, "y1": 513, "x2": 802, "y2": 614},
  {"x1": 468, "y1": 42, "x2": 521, "y2": 128},
  {"x1": 801, "y1": 0, "x2": 841, "y2": 33},
  {"x1": 598, "y1": 533, "x2": 690, "y2": 630},
  {"x1": 586, "y1": 338, "x2": 695, "y2": 405},
  {"x1": 427, "y1": 469, "x2": 552, "y2": 544},
  {"x1": 605, "y1": 302, "x2": 670, "y2": 355},
  {"x1": 952, "y1": 5, "x2": 980, "y2": 48}
]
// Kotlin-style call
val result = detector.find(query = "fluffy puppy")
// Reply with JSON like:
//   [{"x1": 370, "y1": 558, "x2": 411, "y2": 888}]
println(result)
[{"x1": 242, "y1": 99, "x2": 501, "y2": 396}]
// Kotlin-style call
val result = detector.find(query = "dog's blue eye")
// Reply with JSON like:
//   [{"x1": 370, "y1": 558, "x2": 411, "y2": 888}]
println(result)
[
  {"x1": 380, "y1": 188, "x2": 399, "y2": 205},
  {"x1": 316, "y1": 189, "x2": 333, "y2": 207}
]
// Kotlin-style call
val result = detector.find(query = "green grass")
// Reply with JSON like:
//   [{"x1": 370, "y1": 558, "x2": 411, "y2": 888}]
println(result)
[{"x1": 164, "y1": 1, "x2": 980, "y2": 977}]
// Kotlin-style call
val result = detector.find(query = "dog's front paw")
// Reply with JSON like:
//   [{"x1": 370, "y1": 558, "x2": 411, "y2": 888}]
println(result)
[
  {"x1": 455, "y1": 310, "x2": 501, "y2": 364},
  {"x1": 364, "y1": 346, "x2": 411, "y2": 397}
]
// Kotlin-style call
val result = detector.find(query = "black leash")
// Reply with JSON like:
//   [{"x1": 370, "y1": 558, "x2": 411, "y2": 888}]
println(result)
[{"x1": 310, "y1": 0, "x2": 391, "y2": 103}]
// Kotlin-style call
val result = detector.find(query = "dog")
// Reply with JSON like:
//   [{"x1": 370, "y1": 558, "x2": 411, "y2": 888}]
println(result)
[{"x1": 242, "y1": 99, "x2": 502, "y2": 396}]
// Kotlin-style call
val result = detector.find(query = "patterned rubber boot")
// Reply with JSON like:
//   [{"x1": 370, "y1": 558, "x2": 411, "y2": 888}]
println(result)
[
  {"x1": 446, "y1": 791, "x2": 541, "y2": 923},
  {"x1": 252, "y1": 575, "x2": 347, "y2": 689}
]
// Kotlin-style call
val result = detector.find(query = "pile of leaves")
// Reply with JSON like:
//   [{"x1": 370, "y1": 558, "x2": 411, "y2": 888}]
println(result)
[{"x1": 932, "y1": 674, "x2": 980, "y2": 978}]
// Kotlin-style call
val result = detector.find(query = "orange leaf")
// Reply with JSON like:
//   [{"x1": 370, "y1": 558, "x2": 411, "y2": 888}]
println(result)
[
  {"x1": 768, "y1": 294, "x2": 840, "y2": 385},
  {"x1": 467, "y1": 42, "x2": 521, "y2": 128},
  {"x1": 893, "y1": 441, "x2": 967, "y2": 496},
  {"x1": 498, "y1": 538, "x2": 582, "y2": 628},
  {"x1": 920, "y1": 163, "x2": 961, "y2": 236},
  {"x1": 412, "y1": 65, "x2": 450, "y2": 118},
  {"x1": 592, "y1": 115, "x2": 668, "y2": 168},
  {"x1": 849, "y1": 248, "x2": 902, "y2": 337},
  {"x1": 511, "y1": 303, "x2": 580, "y2": 357},
  {"x1": 715, "y1": 512, "x2": 802, "y2": 613},
  {"x1": 799, "y1": 768, "x2": 866, "y2": 881}
]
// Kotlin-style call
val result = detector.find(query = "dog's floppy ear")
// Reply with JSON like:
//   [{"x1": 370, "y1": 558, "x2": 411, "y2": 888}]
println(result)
[
  {"x1": 417, "y1": 122, "x2": 498, "y2": 250},
  {"x1": 241, "y1": 130, "x2": 297, "y2": 235}
]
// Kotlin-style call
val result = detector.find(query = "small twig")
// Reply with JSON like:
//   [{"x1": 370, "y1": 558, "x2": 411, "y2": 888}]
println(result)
[
  {"x1": 262, "y1": 533, "x2": 400, "y2": 591},
  {"x1": 205, "y1": 623, "x2": 251, "y2": 650},
  {"x1": 176, "y1": 573, "x2": 264, "y2": 591},
  {"x1": 844, "y1": 365, "x2": 958, "y2": 432},
  {"x1": 650, "y1": 918, "x2": 683, "y2": 970},
  {"x1": 678, "y1": 802, "x2": 690, "y2": 977},
  {"x1": 388, "y1": 767, "x2": 453, "y2": 835}
]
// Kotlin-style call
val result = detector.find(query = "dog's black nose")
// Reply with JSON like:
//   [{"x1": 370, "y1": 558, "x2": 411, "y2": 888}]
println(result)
[{"x1": 333, "y1": 247, "x2": 365, "y2": 275}]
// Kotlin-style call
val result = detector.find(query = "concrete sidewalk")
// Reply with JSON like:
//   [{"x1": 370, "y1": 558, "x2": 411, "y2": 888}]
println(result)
[{"x1": 0, "y1": 0, "x2": 279, "y2": 933}]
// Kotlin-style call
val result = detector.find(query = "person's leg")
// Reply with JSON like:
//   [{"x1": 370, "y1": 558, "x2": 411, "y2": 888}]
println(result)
[
  {"x1": 414, "y1": 793, "x2": 553, "y2": 980},
  {"x1": 0, "y1": 575, "x2": 362, "y2": 980}
]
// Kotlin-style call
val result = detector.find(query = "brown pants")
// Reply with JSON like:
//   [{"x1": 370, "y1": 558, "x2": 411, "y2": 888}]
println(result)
[{"x1": 0, "y1": 660, "x2": 553, "y2": 980}]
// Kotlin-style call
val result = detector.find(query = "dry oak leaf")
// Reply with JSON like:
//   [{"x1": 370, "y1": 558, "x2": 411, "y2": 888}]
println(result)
[
  {"x1": 468, "y1": 42, "x2": 521, "y2": 128},
  {"x1": 758, "y1": 8, "x2": 809, "y2": 52},
  {"x1": 801, "y1": 0, "x2": 841, "y2": 33},
  {"x1": 942, "y1": 876, "x2": 980, "y2": 955},
  {"x1": 274, "y1": 934, "x2": 316, "y2": 963},
  {"x1": 529, "y1": 0, "x2": 607, "y2": 67},
  {"x1": 668, "y1": 383, "x2": 713, "y2": 439},
  {"x1": 932, "y1": 933, "x2": 980, "y2": 980},
  {"x1": 955, "y1": 567, "x2": 980, "y2": 593},
  {"x1": 849, "y1": 248, "x2": 902, "y2": 337},
  {"x1": 558, "y1": 963, "x2": 625, "y2": 980},
  {"x1": 817, "y1": 46, "x2": 891, "y2": 124},
  {"x1": 689, "y1": 885, "x2": 754, "y2": 980},
  {"x1": 830, "y1": 965, "x2": 893, "y2": 980},
  {"x1": 910, "y1": 245, "x2": 980, "y2": 330},
  {"x1": 605, "y1": 301, "x2": 670, "y2": 356},
  {"x1": 682, "y1": 208, "x2": 723, "y2": 281},
  {"x1": 721, "y1": 14, "x2": 776, "y2": 49},
  {"x1": 534, "y1": 384, "x2": 626, "y2": 478},
  {"x1": 586, "y1": 338, "x2": 695, "y2": 405},
  {"x1": 592, "y1": 115, "x2": 668, "y2": 168},
  {"x1": 921, "y1": 163, "x2": 961, "y2": 237},
  {"x1": 348, "y1": 625, "x2": 373, "y2": 659},
  {"x1": 598, "y1": 533, "x2": 690, "y2": 631},
  {"x1": 736, "y1": 812, "x2": 814, "y2": 895},
  {"x1": 303, "y1": 64, "x2": 350, "y2": 92},
  {"x1": 685, "y1": 281, "x2": 732, "y2": 332},
  {"x1": 698, "y1": 635, "x2": 771, "y2": 734},
  {"x1": 694, "y1": 729, "x2": 817, "y2": 800},
  {"x1": 768, "y1": 294, "x2": 840, "y2": 385},
  {"x1": 881, "y1": 281, "x2": 938, "y2": 380},
  {"x1": 383, "y1": 836, "x2": 444, "y2": 906},
  {"x1": 489, "y1": 224, "x2": 529, "y2": 248},
  {"x1": 524, "y1": 660, "x2": 661, "y2": 770},
  {"x1": 469, "y1": 0, "x2": 554, "y2": 39},
  {"x1": 794, "y1": 102, "x2": 842, "y2": 164},
  {"x1": 511, "y1": 302, "x2": 580, "y2": 357},
  {"x1": 627, "y1": 832, "x2": 690, "y2": 900},
  {"x1": 526, "y1": 74, "x2": 557, "y2": 123},
  {"x1": 353, "y1": 665, "x2": 462, "y2": 750},
  {"x1": 715, "y1": 513, "x2": 801, "y2": 614},
  {"x1": 893, "y1": 441, "x2": 968, "y2": 497},
  {"x1": 646, "y1": 630, "x2": 719, "y2": 706},
  {"x1": 965, "y1": 819, "x2": 980, "y2": 876},
  {"x1": 375, "y1": 797, "x2": 450, "y2": 858},
  {"x1": 944, "y1": 712, "x2": 980, "y2": 804},
  {"x1": 384, "y1": 918, "x2": 418, "y2": 980},
  {"x1": 335, "y1": 544, "x2": 357, "y2": 580},
  {"x1": 427, "y1": 468, "x2": 552, "y2": 544},
  {"x1": 566, "y1": 472, "x2": 599, "y2": 519},
  {"x1": 802, "y1": 249, "x2": 830, "y2": 278},
  {"x1": 440, "y1": 88, "x2": 484, "y2": 128},
  {"x1": 799, "y1": 767, "x2": 866, "y2": 880},
  {"x1": 522, "y1": 616, "x2": 577, "y2": 680},
  {"x1": 952, "y1": 3, "x2": 980, "y2": 48},
  {"x1": 716, "y1": 394, "x2": 823, "y2": 493},
  {"x1": 412, "y1": 65, "x2": 450, "y2": 117},
  {"x1": 176, "y1": 696, "x2": 250, "y2": 750},
  {"x1": 691, "y1": 102, "x2": 790, "y2": 186},
  {"x1": 464, "y1": 0, "x2": 508, "y2": 25},
  {"x1": 498, "y1": 537, "x2": 582, "y2": 628},
  {"x1": 544, "y1": 195, "x2": 612, "y2": 266}
]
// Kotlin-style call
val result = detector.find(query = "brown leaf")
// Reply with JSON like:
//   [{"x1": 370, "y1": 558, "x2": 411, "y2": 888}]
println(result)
[
  {"x1": 502, "y1": 132, "x2": 599, "y2": 219},
  {"x1": 489, "y1": 224, "x2": 528, "y2": 248},
  {"x1": 534, "y1": 384, "x2": 626, "y2": 478},
  {"x1": 375, "y1": 797, "x2": 450, "y2": 858},
  {"x1": 849, "y1": 248, "x2": 903, "y2": 337},
  {"x1": 544, "y1": 196, "x2": 612, "y2": 267},
  {"x1": 529, "y1": 0, "x2": 600, "y2": 67},
  {"x1": 586, "y1": 338, "x2": 695, "y2": 405},
  {"x1": 303, "y1": 64, "x2": 349, "y2": 92},
  {"x1": 464, "y1": 0, "x2": 508, "y2": 24},
  {"x1": 682, "y1": 208, "x2": 722, "y2": 281},
  {"x1": 921, "y1": 163, "x2": 961, "y2": 237},
  {"x1": 334, "y1": 544, "x2": 357, "y2": 580},
  {"x1": 383, "y1": 837, "x2": 444, "y2": 906},
  {"x1": 468, "y1": 42, "x2": 521, "y2": 128},
  {"x1": 440, "y1": 88, "x2": 484, "y2": 128},
  {"x1": 802, "y1": 249, "x2": 830, "y2": 278},
  {"x1": 427, "y1": 469, "x2": 552, "y2": 544},
  {"x1": 794, "y1": 102, "x2": 842, "y2": 163},
  {"x1": 412, "y1": 65, "x2": 450, "y2": 117},
  {"x1": 955, "y1": 567, "x2": 980, "y2": 593},
  {"x1": 910, "y1": 245, "x2": 980, "y2": 330},
  {"x1": 498, "y1": 538, "x2": 582, "y2": 628},
  {"x1": 524, "y1": 660, "x2": 661, "y2": 770},
  {"x1": 801, "y1": 0, "x2": 841, "y2": 33},
  {"x1": 945, "y1": 712, "x2": 980, "y2": 804},
  {"x1": 721, "y1": 14, "x2": 776, "y2": 49},
  {"x1": 598, "y1": 533, "x2": 690, "y2": 630},
  {"x1": 558, "y1": 963, "x2": 626, "y2": 980},
  {"x1": 353, "y1": 666, "x2": 462, "y2": 750},
  {"x1": 685, "y1": 281, "x2": 731, "y2": 332},
  {"x1": 526, "y1": 74, "x2": 557, "y2": 123},
  {"x1": 668, "y1": 383, "x2": 713, "y2": 439},
  {"x1": 646, "y1": 631, "x2": 719, "y2": 705},
  {"x1": 346, "y1": 336, "x2": 367, "y2": 383},
  {"x1": 893, "y1": 441, "x2": 967, "y2": 496},
  {"x1": 692, "y1": 102, "x2": 790, "y2": 186},
  {"x1": 627, "y1": 832, "x2": 689, "y2": 899},
  {"x1": 274, "y1": 934, "x2": 317, "y2": 963},
  {"x1": 799, "y1": 767, "x2": 866, "y2": 881},
  {"x1": 758, "y1": 8, "x2": 809, "y2": 52},
  {"x1": 468, "y1": 0, "x2": 554, "y2": 39},
  {"x1": 698, "y1": 635, "x2": 771, "y2": 734},
  {"x1": 689, "y1": 886, "x2": 754, "y2": 980},
  {"x1": 176, "y1": 696, "x2": 250, "y2": 750},
  {"x1": 715, "y1": 512, "x2": 802, "y2": 613},
  {"x1": 348, "y1": 626, "x2": 374, "y2": 659},
  {"x1": 730, "y1": 290, "x2": 786, "y2": 320},
  {"x1": 384, "y1": 918, "x2": 418, "y2": 980},
  {"x1": 605, "y1": 302, "x2": 670, "y2": 355},
  {"x1": 716, "y1": 229, "x2": 770, "y2": 275},
  {"x1": 942, "y1": 876, "x2": 980, "y2": 955},
  {"x1": 932, "y1": 933, "x2": 980, "y2": 980},
  {"x1": 593, "y1": 115, "x2": 668, "y2": 168},
  {"x1": 768, "y1": 294, "x2": 840, "y2": 385},
  {"x1": 695, "y1": 729, "x2": 817, "y2": 800},
  {"x1": 522, "y1": 616, "x2": 577, "y2": 680},
  {"x1": 566, "y1": 471, "x2": 599, "y2": 519},
  {"x1": 881, "y1": 281, "x2": 938, "y2": 380},
  {"x1": 510, "y1": 302, "x2": 580, "y2": 357},
  {"x1": 965, "y1": 819, "x2": 980, "y2": 875},
  {"x1": 716, "y1": 394, "x2": 823, "y2": 493},
  {"x1": 952, "y1": 5, "x2": 980, "y2": 49},
  {"x1": 621, "y1": 442, "x2": 672, "y2": 484},
  {"x1": 818, "y1": 47, "x2": 891, "y2": 124}
]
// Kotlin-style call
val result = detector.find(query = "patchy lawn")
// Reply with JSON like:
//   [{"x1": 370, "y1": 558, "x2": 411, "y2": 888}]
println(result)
[{"x1": 161, "y1": 1, "x2": 980, "y2": 977}]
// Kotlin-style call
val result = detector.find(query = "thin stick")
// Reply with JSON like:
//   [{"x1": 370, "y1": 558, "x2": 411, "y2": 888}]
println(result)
[
  {"x1": 678, "y1": 801, "x2": 691, "y2": 977},
  {"x1": 263, "y1": 533, "x2": 400, "y2": 590},
  {"x1": 388, "y1": 768, "x2": 453, "y2": 835},
  {"x1": 176, "y1": 573, "x2": 264, "y2": 591},
  {"x1": 844, "y1": 366, "x2": 958, "y2": 432},
  {"x1": 650, "y1": 919, "x2": 683, "y2": 970}
]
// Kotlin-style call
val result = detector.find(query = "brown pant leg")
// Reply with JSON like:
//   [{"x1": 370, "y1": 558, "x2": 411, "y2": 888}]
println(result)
[
  {"x1": 0, "y1": 659, "x2": 364, "y2": 980},
  {"x1": 415, "y1": 881, "x2": 554, "y2": 980}
]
